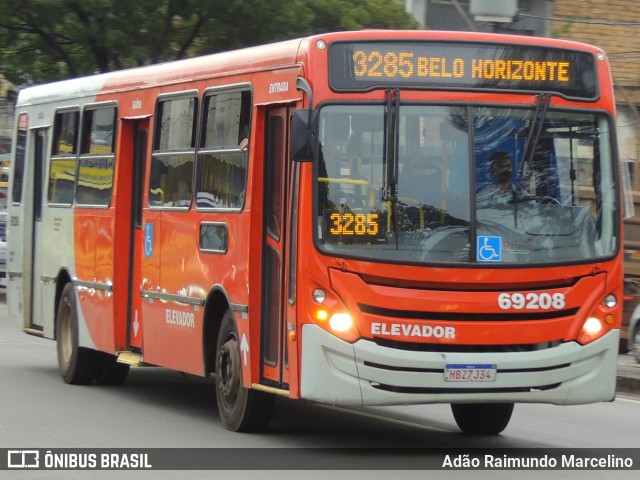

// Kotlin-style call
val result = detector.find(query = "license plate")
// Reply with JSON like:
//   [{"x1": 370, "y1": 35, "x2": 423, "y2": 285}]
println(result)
[{"x1": 444, "y1": 364, "x2": 497, "y2": 382}]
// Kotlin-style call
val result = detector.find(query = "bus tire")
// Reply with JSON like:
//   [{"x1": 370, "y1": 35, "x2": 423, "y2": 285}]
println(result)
[
  {"x1": 56, "y1": 283, "x2": 99, "y2": 385},
  {"x1": 451, "y1": 403, "x2": 514, "y2": 435},
  {"x1": 215, "y1": 309, "x2": 275, "y2": 432},
  {"x1": 632, "y1": 323, "x2": 640, "y2": 364},
  {"x1": 95, "y1": 352, "x2": 130, "y2": 385}
]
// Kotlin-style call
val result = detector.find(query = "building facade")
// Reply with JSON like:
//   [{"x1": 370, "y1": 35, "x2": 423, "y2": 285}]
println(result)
[{"x1": 0, "y1": 78, "x2": 14, "y2": 156}]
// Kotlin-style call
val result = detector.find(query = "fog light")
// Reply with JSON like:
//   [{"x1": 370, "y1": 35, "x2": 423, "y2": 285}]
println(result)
[{"x1": 329, "y1": 313, "x2": 353, "y2": 332}]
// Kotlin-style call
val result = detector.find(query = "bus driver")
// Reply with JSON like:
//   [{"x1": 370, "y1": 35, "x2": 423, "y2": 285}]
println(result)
[{"x1": 476, "y1": 151, "x2": 515, "y2": 207}]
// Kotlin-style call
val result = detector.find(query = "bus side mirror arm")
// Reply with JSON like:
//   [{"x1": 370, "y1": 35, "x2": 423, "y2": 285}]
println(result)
[{"x1": 291, "y1": 77, "x2": 318, "y2": 163}]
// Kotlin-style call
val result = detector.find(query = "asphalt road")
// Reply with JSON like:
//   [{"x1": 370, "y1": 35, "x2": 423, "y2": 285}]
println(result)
[
  {"x1": 617, "y1": 352, "x2": 640, "y2": 394},
  {"x1": 1, "y1": 294, "x2": 639, "y2": 479}
]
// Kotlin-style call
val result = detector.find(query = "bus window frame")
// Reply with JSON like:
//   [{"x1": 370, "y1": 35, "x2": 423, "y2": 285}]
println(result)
[
  {"x1": 310, "y1": 100, "x2": 620, "y2": 268},
  {"x1": 11, "y1": 113, "x2": 28, "y2": 206},
  {"x1": 75, "y1": 102, "x2": 118, "y2": 209},
  {"x1": 149, "y1": 91, "x2": 199, "y2": 211},
  {"x1": 194, "y1": 84, "x2": 252, "y2": 213},
  {"x1": 48, "y1": 107, "x2": 80, "y2": 207}
]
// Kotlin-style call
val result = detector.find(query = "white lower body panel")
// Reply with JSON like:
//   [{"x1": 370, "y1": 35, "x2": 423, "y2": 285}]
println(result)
[{"x1": 300, "y1": 324, "x2": 618, "y2": 406}]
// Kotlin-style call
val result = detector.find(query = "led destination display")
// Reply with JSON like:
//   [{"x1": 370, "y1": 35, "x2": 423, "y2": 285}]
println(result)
[{"x1": 329, "y1": 41, "x2": 598, "y2": 99}]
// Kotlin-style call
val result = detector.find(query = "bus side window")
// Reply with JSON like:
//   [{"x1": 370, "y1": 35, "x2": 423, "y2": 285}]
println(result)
[
  {"x1": 76, "y1": 106, "x2": 117, "y2": 207},
  {"x1": 195, "y1": 89, "x2": 250, "y2": 210},
  {"x1": 49, "y1": 110, "x2": 79, "y2": 206},
  {"x1": 11, "y1": 114, "x2": 28, "y2": 205},
  {"x1": 151, "y1": 95, "x2": 197, "y2": 209},
  {"x1": 148, "y1": 160, "x2": 167, "y2": 206}
]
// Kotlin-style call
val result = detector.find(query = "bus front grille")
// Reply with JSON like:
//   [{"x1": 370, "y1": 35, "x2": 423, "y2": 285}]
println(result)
[{"x1": 358, "y1": 303, "x2": 579, "y2": 322}]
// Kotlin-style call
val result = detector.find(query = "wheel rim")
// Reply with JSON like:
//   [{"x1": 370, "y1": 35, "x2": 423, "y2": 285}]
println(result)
[
  {"x1": 216, "y1": 333, "x2": 241, "y2": 410},
  {"x1": 58, "y1": 299, "x2": 73, "y2": 369}
]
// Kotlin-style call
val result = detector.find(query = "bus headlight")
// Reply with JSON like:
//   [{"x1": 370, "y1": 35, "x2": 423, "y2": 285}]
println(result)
[
  {"x1": 583, "y1": 317, "x2": 603, "y2": 334},
  {"x1": 310, "y1": 288, "x2": 359, "y2": 342},
  {"x1": 576, "y1": 292, "x2": 619, "y2": 345},
  {"x1": 603, "y1": 294, "x2": 617, "y2": 308},
  {"x1": 329, "y1": 313, "x2": 353, "y2": 333},
  {"x1": 312, "y1": 288, "x2": 327, "y2": 304},
  {"x1": 577, "y1": 317, "x2": 606, "y2": 345}
]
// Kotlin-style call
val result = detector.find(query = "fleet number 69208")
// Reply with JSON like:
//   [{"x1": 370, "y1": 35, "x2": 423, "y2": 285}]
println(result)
[{"x1": 497, "y1": 292, "x2": 566, "y2": 310}]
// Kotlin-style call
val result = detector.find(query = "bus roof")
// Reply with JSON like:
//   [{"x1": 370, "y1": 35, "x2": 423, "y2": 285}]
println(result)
[
  {"x1": 15, "y1": 30, "x2": 606, "y2": 107},
  {"x1": 16, "y1": 37, "x2": 304, "y2": 107}
]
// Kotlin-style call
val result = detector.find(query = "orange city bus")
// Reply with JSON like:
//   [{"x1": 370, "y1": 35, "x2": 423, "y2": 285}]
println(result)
[{"x1": 7, "y1": 30, "x2": 623, "y2": 435}]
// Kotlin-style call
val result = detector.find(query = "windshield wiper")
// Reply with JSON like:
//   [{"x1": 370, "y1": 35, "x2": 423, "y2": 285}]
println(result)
[
  {"x1": 516, "y1": 94, "x2": 550, "y2": 186},
  {"x1": 382, "y1": 89, "x2": 400, "y2": 246},
  {"x1": 512, "y1": 94, "x2": 550, "y2": 228}
]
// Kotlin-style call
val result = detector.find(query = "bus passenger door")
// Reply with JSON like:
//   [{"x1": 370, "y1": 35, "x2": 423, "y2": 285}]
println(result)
[
  {"x1": 261, "y1": 107, "x2": 294, "y2": 389},
  {"x1": 27, "y1": 129, "x2": 47, "y2": 331},
  {"x1": 123, "y1": 119, "x2": 149, "y2": 350}
]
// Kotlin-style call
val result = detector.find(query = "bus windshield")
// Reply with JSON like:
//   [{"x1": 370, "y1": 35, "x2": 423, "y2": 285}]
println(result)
[{"x1": 315, "y1": 104, "x2": 617, "y2": 265}]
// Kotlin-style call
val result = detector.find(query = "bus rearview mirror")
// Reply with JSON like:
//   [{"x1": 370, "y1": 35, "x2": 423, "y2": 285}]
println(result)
[{"x1": 290, "y1": 109, "x2": 318, "y2": 162}]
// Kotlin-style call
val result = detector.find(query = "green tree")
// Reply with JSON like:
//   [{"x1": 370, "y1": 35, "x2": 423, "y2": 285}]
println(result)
[{"x1": 0, "y1": 0, "x2": 418, "y2": 87}]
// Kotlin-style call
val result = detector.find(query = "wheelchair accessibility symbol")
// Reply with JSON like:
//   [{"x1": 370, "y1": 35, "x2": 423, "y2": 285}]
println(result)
[
  {"x1": 144, "y1": 222, "x2": 154, "y2": 258},
  {"x1": 477, "y1": 235, "x2": 502, "y2": 262}
]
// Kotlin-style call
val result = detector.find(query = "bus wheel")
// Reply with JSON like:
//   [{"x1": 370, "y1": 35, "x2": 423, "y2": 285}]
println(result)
[
  {"x1": 95, "y1": 353, "x2": 130, "y2": 385},
  {"x1": 215, "y1": 310, "x2": 274, "y2": 432},
  {"x1": 632, "y1": 324, "x2": 640, "y2": 363},
  {"x1": 56, "y1": 283, "x2": 99, "y2": 385},
  {"x1": 451, "y1": 403, "x2": 514, "y2": 435}
]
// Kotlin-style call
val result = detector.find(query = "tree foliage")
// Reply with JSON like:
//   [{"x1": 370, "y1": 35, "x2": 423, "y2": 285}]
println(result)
[{"x1": 0, "y1": 0, "x2": 418, "y2": 87}]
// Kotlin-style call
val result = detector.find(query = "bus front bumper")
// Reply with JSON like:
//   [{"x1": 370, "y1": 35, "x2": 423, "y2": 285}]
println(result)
[{"x1": 300, "y1": 324, "x2": 619, "y2": 406}]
